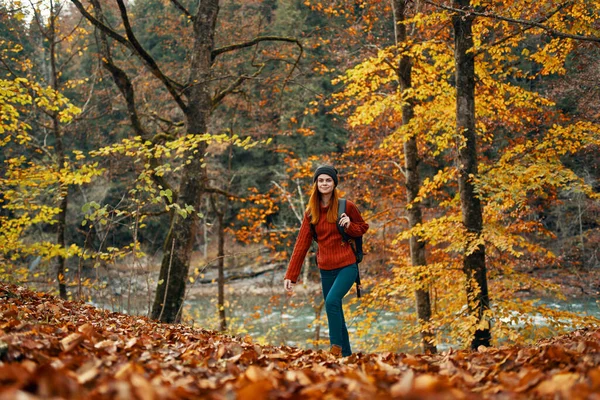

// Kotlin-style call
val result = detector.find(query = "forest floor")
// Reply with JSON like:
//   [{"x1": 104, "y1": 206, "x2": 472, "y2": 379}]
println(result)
[{"x1": 2, "y1": 282, "x2": 600, "y2": 399}]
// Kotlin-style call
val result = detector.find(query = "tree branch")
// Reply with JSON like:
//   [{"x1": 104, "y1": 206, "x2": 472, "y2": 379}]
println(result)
[
  {"x1": 142, "y1": 112, "x2": 186, "y2": 134},
  {"x1": 210, "y1": 36, "x2": 303, "y2": 106},
  {"x1": 170, "y1": 0, "x2": 193, "y2": 20},
  {"x1": 212, "y1": 36, "x2": 303, "y2": 60},
  {"x1": 474, "y1": 1, "x2": 575, "y2": 56},
  {"x1": 205, "y1": 186, "x2": 239, "y2": 199},
  {"x1": 272, "y1": 180, "x2": 303, "y2": 223},
  {"x1": 89, "y1": 0, "x2": 177, "y2": 206},
  {"x1": 70, "y1": 0, "x2": 188, "y2": 111},
  {"x1": 422, "y1": 0, "x2": 600, "y2": 43},
  {"x1": 114, "y1": 0, "x2": 187, "y2": 111},
  {"x1": 69, "y1": 0, "x2": 134, "y2": 50},
  {"x1": 212, "y1": 64, "x2": 267, "y2": 108}
]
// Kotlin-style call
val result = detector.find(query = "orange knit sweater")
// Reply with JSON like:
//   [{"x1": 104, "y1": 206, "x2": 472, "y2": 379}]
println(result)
[{"x1": 284, "y1": 200, "x2": 369, "y2": 283}]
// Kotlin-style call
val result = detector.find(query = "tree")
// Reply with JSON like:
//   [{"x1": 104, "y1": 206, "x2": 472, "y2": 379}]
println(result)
[
  {"x1": 315, "y1": 0, "x2": 600, "y2": 352},
  {"x1": 0, "y1": 73, "x2": 100, "y2": 285},
  {"x1": 69, "y1": 0, "x2": 302, "y2": 323},
  {"x1": 452, "y1": 0, "x2": 491, "y2": 349},
  {"x1": 28, "y1": 0, "x2": 85, "y2": 299},
  {"x1": 391, "y1": 0, "x2": 436, "y2": 354},
  {"x1": 1, "y1": 2, "x2": 101, "y2": 297}
]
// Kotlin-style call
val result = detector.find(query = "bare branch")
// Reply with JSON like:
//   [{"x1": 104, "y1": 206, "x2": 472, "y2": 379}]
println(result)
[
  {"x1": 70, "y1": 0, "x2": 188, "y2": 111},
  {"x1": 141, "y1": 210, "x2": 170, "y2": 217},
  {"x1": 114, "y1": 0, "x2": 187, "y2": 111},
  {"x1": 423, "y1": 0, "x2": 600, "y2": 43},
  {"x1": 205, "y1": 186, "x2": 239, "y2": 199},
  {"x1": 142, "y1": 112, "x2": 186, "y2": 133},
  {"x1": 27, "y1": 0, "x2": 47, "y2": 40},
  {"x1": 170, "y1": 0, "x2": 193, "y2": 20},
  {"x1": 69, "y1": 0, "x2": 134, "y2": 50},
  {"x1": 89, "y1": 0, "x2": 177, "y2": 206},
  {"x1": 277, "y1": 40, "x2": 304, "y2": 103},
  {"x1": 212, "y1": 36, "x2": 303, "y2": 60},
  {"x1": 74, "y1": 67, "x2": 97, "y2": 119},
  {"x1": 0, "y1": 57, "x2": 19, "y2": 77},
  {"x1": 272, "y1": 180, "x2": 303, "y2": 223},
  {"x1": 212, "y1": 63, "x2": 267, "y2": 108},
  {"x1": 210, "y1": 36, "x2": 303, "y2": 106}
]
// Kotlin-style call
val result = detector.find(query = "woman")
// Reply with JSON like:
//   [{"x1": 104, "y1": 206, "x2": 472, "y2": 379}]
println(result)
[{"x1": 284, "y1": 165, "x2": 369, "y2": 357}]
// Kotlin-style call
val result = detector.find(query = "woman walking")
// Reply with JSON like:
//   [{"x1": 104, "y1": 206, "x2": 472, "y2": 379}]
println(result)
[{"x1": 284, "y1": 165, "x2": 369, "y2": 357}]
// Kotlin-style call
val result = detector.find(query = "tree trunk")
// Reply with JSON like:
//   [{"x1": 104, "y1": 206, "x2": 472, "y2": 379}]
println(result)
[
  {"x1": 216, "y1": 200, "x2": 227, "y2": 332},
  {"x1": 55, "y1": 132, "x2": 68, "y2": 300},
  {"x1": 452, "y1": 0, "x2": 491, "y2": 349},
  {"x1": 48, "y1": 2, "x2": 68, "y2": 300},
  {"x1": 150, "y1": 1, "x2": 218, "y2": 323},
  {"x1": 392, "y1": 0, "x2": 436, "y2": 354}
]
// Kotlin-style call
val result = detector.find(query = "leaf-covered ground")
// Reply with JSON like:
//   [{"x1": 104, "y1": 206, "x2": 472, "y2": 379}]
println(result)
[{"x1": 1, "y1": 283, "x2": 599, "y2": 399}]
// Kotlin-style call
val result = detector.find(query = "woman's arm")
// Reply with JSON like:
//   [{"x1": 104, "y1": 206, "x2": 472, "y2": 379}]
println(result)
[{"x1": 284, "y1": 212, "x2": 313, "y2": 284}]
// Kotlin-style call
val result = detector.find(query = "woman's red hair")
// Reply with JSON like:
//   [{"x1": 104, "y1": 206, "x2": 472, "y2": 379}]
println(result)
[{"x1": 307, "y1": 183, "x2": 339, "y2": 224}]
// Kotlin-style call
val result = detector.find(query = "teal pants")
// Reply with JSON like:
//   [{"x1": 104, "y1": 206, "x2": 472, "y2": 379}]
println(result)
[{"x1": 320, "y1": 263, "x2": 358, "y2": 357}]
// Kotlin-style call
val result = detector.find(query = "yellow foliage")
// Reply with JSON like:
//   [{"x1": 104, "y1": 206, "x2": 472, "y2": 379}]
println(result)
[
  {"x1": 0, "y1": 72, "x2": 101, "y2": 285},
  {"x1": 319, "y1": 2, "x2": 600, "y2": 352}
]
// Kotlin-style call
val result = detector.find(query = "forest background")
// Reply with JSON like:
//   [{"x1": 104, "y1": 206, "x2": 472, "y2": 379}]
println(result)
[{"x1": 1, "y1": 0, "x2": 599, "y2": 355}]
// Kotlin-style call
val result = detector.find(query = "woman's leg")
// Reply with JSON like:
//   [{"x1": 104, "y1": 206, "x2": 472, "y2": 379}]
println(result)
[{"x1": 321, "y1": 264, "x2": 358, "y2": 356}]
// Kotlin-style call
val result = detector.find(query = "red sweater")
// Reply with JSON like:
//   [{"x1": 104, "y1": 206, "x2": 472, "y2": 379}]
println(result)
[{"x1": 285, "y1": 200, "x2": 369, "y2": 283}]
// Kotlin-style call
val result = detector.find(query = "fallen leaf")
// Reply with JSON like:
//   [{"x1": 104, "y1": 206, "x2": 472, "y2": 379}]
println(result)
[
  {"x1": 60, "y1": 333, "x2": 83, "y2": 352},
  {"x1": 75, "y1": 358, "x2": 102, "y2": 384},
  {"x1": 245, "y1": 365, "x2": 268, "y2": 382},
  {"x1": 236, "y1": 379, "x2": 274, "y2": 400},
  {"x1": 390, "y1": 369, "x2": 415, "y2": 396},
  {"x1": 535, "y1": 373, "x2": 580, "y2": 396}
]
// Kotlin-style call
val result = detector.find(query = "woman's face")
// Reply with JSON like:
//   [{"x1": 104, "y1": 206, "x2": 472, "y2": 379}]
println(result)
[{"x1": 316, "y1": 174, "x2": 335, "y2": 195}]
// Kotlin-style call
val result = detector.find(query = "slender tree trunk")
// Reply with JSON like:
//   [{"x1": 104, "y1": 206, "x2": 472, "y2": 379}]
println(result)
[
  {"x1": 392, "y1": 0, "x2": 436, "y2": 353},
  {"x1": 313, "y1": 301, "x2": 324, "y2": 349},
  {"x1": 210, "y1": 193, "x2": 228, "y2": 332},
  {"x1": 48, "y1": 2, "x2": 68, "y2": 300},
  {"x1": 204, "y1": 197, "x2": 210, "y2": 259},
  {"x1": 216, "y1": 200, "x2": 227, "y2": 331},
  {"x1": 452, "y1": 0, "x2": 491, "y2": 349}
]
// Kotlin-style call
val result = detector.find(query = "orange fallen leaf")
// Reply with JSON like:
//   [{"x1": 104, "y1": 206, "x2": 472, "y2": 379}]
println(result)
[
  {"x1": 236, "y1": 379, "x2": 274, "y2": 400},
  {"x1": 245, "y1": 365, "x2": 268, "y2": 382},
  {"x1": 535, "y1": 373, "x2": 581, "y2": 396},
  {"x1": 390, "y1": 369, "x2": 415, "y2": 396}
]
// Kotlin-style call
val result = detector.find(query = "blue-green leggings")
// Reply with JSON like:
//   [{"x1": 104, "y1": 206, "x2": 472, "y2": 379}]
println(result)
[{"x1": 320, "y1": 263, "x2": 358, "y2": 357}]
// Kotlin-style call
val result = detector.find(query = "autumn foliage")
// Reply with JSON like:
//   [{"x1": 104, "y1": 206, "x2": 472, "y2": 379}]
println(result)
[{"x1": 2, "y1": 282, "x2": 600, "y2": 399}]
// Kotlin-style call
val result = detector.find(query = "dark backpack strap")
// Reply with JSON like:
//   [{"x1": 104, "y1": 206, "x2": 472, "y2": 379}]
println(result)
[
  {"x1": 337, "y1": 199, "x2": 363, "y2": 261},
  {"x1": 337, "y1": 198, "x2": 363, "y2": 298},
  {"x1": 336, "y1": 199, "x2": 347, "y2": 239}
]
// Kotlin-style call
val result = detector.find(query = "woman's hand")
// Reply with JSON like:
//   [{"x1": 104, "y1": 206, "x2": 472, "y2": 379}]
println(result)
[
  {"x1": 284, "y1": 279, "x2": 295, "y2": 292},
  {"x1": 339, "y1": 212, "x2": 351, "y2": 229}
]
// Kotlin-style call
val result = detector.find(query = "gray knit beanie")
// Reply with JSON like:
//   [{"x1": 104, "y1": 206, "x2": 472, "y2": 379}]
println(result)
[{"x1": 313, "y1": 165, "x2": 339, "y2": 186}]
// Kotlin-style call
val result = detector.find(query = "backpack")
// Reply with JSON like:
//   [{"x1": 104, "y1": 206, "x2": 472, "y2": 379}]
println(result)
[{"x1": 310, "y1": 198, "x2": 364, "y2": 297}]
